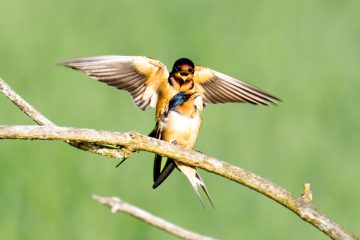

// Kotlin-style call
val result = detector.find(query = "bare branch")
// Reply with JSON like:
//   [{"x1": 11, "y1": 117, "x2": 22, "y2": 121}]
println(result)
[
  {"x1": 0, "y1": 78, "x2": 132, "y2": 159},
  {"x1": 0, "y1": 77, "x2": 211, "y2": 239},
  {"x1": 0, "y1": 125, "x2": 357, "y2": 240},
  {"x1": 302, "y1": 183, "x2": 313, "y2": 203},
  {"x1": 92, "y1": 195, "x2": 216, "y2": 240},
  {"x1": 1, "y1": 78, "x2": 358, "y2": 240}
]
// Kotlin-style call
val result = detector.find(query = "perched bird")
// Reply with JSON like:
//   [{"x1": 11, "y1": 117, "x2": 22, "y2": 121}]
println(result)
[
  {"x1": 60, "y1": 55, "x2": 280, "y2": 205},
  {"x1": 60, "y1": 56, "x2": 280, "y2": 123},
  {"x1": 151, "y1": 90, "x2": 213, "y2": 207}
]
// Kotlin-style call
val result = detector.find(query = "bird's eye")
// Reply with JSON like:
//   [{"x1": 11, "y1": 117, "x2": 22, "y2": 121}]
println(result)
[
  {"x1": 188, "y1": 67, "x2": 193, "y2": 73},
  {"x1": 175, "y1": 66, "x2": 182, "y2": 72}
]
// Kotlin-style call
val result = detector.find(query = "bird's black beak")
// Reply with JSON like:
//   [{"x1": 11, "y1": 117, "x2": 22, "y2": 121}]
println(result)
[{"x1": 179, "y1": 71, "x2": 190, "y2": 81}]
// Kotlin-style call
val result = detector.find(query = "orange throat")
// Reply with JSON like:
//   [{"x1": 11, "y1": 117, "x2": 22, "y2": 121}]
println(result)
[{"x1": 170, "y1": 77, "x2": 194, "y2": 92}]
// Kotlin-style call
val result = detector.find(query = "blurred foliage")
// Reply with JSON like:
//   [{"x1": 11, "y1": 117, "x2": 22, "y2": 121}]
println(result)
[{"x1": 1, "y1": 0, "x2": 359, "y2": 239}]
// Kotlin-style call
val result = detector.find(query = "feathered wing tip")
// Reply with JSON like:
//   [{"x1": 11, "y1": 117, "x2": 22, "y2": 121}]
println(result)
[
  {"x1": 153, "y1": 154, "x2": 163, "y2": 182},
  {"x1": 178, "y1": 165, "x2": 215, "y2": 208},
  {"x1": 150, "y1": 129, "x2": 177, "y2": 189},
  {"x1": 152, "y1": 158, "x2": 176, "y2": 189}
]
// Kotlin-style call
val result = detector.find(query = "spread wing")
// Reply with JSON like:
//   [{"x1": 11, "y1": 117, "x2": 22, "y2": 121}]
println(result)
[
  {"x1": 60, "y1": 55, "x2": 169, "y2": 110},
  {"x1": 194, "y1": 66, "x2": 280, "y2": 105}
]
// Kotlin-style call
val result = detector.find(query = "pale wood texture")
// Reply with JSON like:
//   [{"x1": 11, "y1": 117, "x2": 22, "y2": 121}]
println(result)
[
  {"x1": 93, "y1": 195, "x2": 215, "y2": 240},
  {"x1": 0, "y1": 77, "x2": 358, "y2": 240}
]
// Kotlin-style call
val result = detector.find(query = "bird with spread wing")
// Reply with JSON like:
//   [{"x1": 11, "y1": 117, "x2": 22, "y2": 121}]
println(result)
[{"x1": 60, "y1": 55, "x2": 280, "y2": 206}]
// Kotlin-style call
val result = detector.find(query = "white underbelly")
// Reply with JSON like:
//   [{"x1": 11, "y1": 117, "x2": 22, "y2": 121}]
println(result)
[
  {"x1": 163, "y1": 112, "x2": 201, "y2": 148},
  {"x1": 169, "y1": 112, "x2": 199, "y2": 131}
]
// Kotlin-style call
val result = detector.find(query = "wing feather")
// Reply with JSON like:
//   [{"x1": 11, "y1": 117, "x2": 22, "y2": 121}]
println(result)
[
  {"x1": 205, "y1": 84, "x2": 227, "y2": 103},
  {"x1": 60, "y1": 55, "x2": 169, "y2": 110},
  {"x1": 194, "y1": 66, "x2": 280, "y2": 105},
  {"x1": 214, "y1": 84, "x2": 250, "y2": 103}
]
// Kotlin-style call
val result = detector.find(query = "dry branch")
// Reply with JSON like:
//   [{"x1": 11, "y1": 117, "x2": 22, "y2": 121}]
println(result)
[
  {"x1": 0, "y1": 125, "x2": 358, "y2": 240},
  {"x1": 92, "y1": 195, "x2": 215, "y2": 240},
  {"x1": 0, "y1": 77, "x2": 358, "y2": 240},
  {"x1": 0, "y1": 78, "x2": 132, "y2": 159}
]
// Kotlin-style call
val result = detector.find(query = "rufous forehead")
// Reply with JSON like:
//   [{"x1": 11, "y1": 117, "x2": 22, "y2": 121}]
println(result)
[{"x1": 179, "y1": 64, "x2": 192, "y2": 70}]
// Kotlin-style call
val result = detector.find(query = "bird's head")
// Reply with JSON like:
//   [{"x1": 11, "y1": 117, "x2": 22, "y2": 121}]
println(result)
[
  {"x1": 168, "y1": 91, "x2": 203, "y2": 115},
  {"x1": 171, "y1": 58, "x2": 195, "y2": 82}
]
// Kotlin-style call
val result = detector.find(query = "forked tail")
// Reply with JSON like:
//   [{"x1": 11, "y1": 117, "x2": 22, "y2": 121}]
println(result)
[{"x1": 177, "y1": 164, "x2": 214, "y2": 208}]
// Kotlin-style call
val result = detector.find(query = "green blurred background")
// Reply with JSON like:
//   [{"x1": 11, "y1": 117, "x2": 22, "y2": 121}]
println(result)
[{"x1": 1, "y1": 0, "x2": 359, "y2": 239}]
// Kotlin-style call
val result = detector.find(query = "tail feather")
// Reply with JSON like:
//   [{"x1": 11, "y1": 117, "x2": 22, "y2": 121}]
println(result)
[
  {"x1": 177, "y1": 164, "x2": 214, "y2": 208},
  {"x1": 195, "y1": 172, "x2": 215, "y2": 208}
]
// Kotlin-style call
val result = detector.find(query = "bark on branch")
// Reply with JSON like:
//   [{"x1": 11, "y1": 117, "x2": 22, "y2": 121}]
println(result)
[
  {"x1": 0, "y1": 78, "x2": 132, "y2": 159},
  {"x1": 92, "y1": 195, "x2": 215, "y2": 240},
  {"x1": 0, "y1": 78, "x2": 358, "y2": 240},
  {"x1": 0, "y1": 125, "x2": 357, "y2": 240}
]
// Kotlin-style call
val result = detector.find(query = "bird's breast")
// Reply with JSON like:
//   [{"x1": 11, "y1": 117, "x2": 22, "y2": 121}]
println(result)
[{"x1": 162, "y1": 111, "x2": 201, "y2": 149}]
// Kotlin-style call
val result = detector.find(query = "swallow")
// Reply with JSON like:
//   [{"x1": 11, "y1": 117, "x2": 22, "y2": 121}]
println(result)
[
  {"x1": 60, "y1": 55, "x2": 280, "y2": 123},
  {"x1": 60, "y1": 56, "x2": 280, "y2": 206},
  {"x1": 151, "y1": 90, "x2": 213, "y2": 207}
]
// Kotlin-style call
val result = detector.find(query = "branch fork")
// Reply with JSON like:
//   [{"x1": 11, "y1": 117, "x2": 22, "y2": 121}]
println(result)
[{"x1": 0, "y1": 78, "x2": 358, "y2": 240}]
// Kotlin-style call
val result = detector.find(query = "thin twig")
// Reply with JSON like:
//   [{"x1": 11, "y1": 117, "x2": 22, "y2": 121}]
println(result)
[
  {"x1": 0, "y1": 77, "x2": 358, "y2": 240},
  {"x1": 0, "y1": 78, "x2": 132, "y2": 159},
  {"x1": 302, "y1": 183, "x2": 313, "y2": 202},
  {"x1": 92, "y1": 195, "x2": 216, "y2": 240},
  {"x1": 0, "y1": 125, "x2": 358, "y2": 240}
]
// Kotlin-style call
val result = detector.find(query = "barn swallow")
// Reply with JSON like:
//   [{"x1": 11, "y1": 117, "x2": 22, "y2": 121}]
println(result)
[
  {"x1": 60, "y1": 56, "x2": 280, "y2": 205},
  {"x1": 151, "y1": 90, "x2": 213, "y2": 207},
  {"x1": 60, "y1": 56, "x2": 280, "y2": 123}
]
